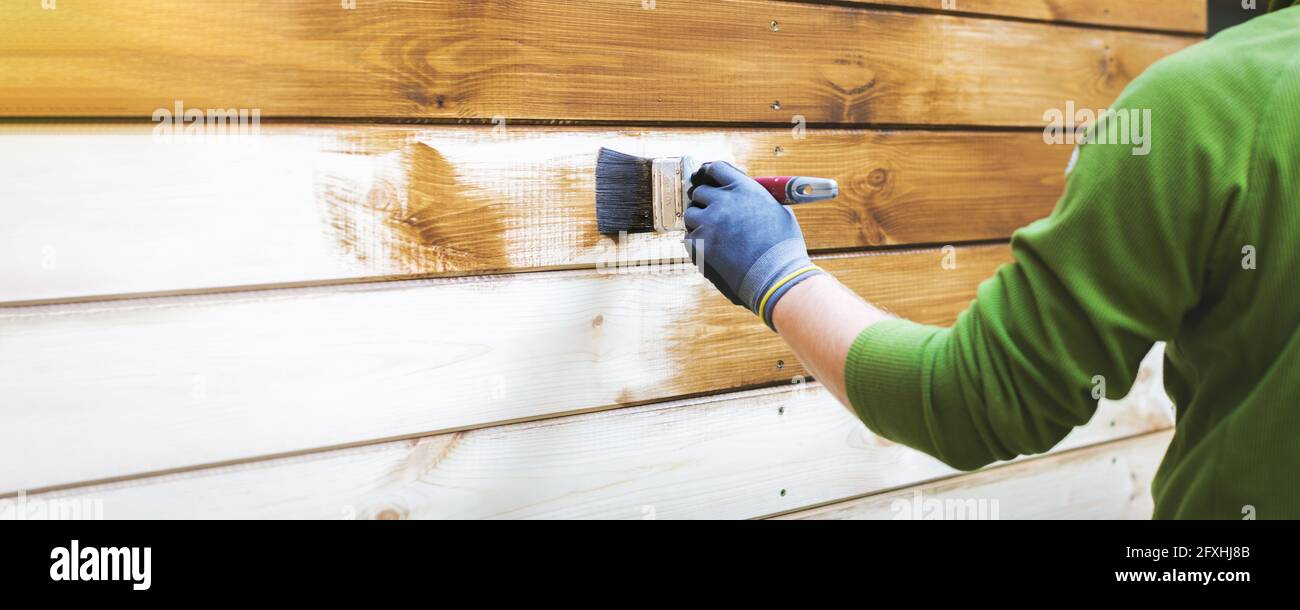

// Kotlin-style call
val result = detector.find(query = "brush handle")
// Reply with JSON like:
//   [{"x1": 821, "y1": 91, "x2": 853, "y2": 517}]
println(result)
[{"x1": 754, "y1": 176, "x2": 839, "y2": 205}]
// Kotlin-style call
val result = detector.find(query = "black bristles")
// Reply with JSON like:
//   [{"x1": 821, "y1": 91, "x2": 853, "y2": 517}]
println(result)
[{"x1": 595, "y1": 147, "x2": 656, "y2": 234}]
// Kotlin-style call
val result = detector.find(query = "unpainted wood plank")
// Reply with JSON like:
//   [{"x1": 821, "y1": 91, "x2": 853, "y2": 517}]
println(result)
[
  {"x1": 0, "y1": 1, "x2": 1194, "y2": 125},
  {"x1": 24, "y1": 366, "x2": 1174, "y2": 519},
  {"x1": 0, "y1": 245, "x2": 1012, "y2": 492},
  {"x1": 856, "y1": 0, "x2": 1206, "y2": 33},
  {"x1": 0, "y1": 124, "x2": 1070, "y2": 305},
  {"x1": 776, "y1": 430, "x2": 1173, "y2": 520}
]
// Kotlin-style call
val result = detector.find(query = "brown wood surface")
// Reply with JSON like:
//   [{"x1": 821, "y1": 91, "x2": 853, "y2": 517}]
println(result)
[
  {"x1": 0, "y1": 1, "x2": 1195, "y2": 125},
  {"x1": 0, "y1": 245, "x2": 1009, "y2": 492},
  {"x1": 857, "y1": 0, "x2": 1206, "y2": 33},
  {"x1": 0, "y1": 124, "x2": 1068, "y2": 304},
  {"x1": 0, "y1": 0, "x2": 1197, "y2": 519}
]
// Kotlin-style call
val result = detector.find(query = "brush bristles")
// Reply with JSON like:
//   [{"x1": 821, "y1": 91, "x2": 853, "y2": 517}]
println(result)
[{"x1": 595, "y1": 147, "x2": 656, "y2": 234}]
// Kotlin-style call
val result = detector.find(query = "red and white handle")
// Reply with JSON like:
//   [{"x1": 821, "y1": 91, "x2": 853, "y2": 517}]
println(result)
[{"x1": 754, "y1": 176, "x2": 840, "y2": 205}]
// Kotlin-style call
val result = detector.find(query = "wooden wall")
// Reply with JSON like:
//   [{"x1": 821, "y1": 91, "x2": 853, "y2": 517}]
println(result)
[{"x1": 0, "y1": 1, "x2": 1200, "y2": 519}]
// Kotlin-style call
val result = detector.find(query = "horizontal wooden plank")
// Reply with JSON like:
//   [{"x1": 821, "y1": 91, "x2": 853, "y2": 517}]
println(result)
[
  {"x1": 857, "y1": 0, "x2": 1206, "y2": 33},
  {"x1": 777, "y1": 430, "x2": 1173, "y2": 520},
  {"x1": 0, "y1": 1, "x2": 1194, "y2": 125},
  {"x1": 23, "y1": 369, "x2": 1174, "y2": 519},
  {"x1": 0, "y1": 124, "x2": 1069, "y2": 305},
  {"x1": 0, "y1": 245, "x2": 1011, "y2": 493}
]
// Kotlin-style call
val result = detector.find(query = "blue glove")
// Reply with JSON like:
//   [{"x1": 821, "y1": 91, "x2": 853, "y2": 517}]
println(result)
[{"x1": 683, "y1": 161, "x2": 823, "y2": 330}]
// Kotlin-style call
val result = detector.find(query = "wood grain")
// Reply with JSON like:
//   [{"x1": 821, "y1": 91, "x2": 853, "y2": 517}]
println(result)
[
  {"x1": 23, "y1": 371, "x2": 1173, "y2": 519},
  {"x1": 0, "y1": 124, "x2": 1070, "y2": 305},
  {"x1": 776, "y1": 430, "x2": 1173, "y2": 520},
  {"x1": 0, "y1": 1, "x2": 1194, "y2": 125},
  {"x1": 0, "y1": 245, "x2": 1010, "y2": 493},
  {"x1": 856, "y1": 0, "x2": 1206, "y2": 33}
]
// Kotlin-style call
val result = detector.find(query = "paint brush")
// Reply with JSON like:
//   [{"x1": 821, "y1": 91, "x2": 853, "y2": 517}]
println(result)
[{"x1": 595, "y1": 148, "x2": 839, "y2": 234}]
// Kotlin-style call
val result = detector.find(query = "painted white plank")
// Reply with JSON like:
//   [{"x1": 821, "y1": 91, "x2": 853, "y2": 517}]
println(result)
[
  {"x1": 27, "y1": 352, "x2": 1173, "y2": 519},
  {"x1": 777, "y1": 430, "x2": 1173, "y2": 520},
  {"x1": 0, "y1": 246, "x2": 1007, "y2": 493}
]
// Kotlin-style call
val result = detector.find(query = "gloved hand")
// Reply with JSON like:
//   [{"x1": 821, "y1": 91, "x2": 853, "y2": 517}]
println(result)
[{"x1": 683, "y1": 161, "x2": 823, "y2": 331}]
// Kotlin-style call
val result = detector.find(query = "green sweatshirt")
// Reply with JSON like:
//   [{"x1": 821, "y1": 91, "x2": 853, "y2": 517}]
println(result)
[{"x1": 845, "y1": 4, "x2": 1300, "y2": 519}]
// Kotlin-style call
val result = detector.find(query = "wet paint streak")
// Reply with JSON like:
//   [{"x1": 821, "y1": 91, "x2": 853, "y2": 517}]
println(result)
[{"x1": 317, "y1": 141, "x2": 509, "y2": 275}]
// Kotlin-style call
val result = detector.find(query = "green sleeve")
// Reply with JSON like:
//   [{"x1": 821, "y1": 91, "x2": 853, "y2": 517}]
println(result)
[{"x1": 844, "y1": 46, "x2": 1251, "y2": 470}]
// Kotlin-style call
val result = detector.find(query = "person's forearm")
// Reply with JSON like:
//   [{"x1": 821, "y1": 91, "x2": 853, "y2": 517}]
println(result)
[{"x1": 771, "y1": 273, "x2": 892, "y2": 411}]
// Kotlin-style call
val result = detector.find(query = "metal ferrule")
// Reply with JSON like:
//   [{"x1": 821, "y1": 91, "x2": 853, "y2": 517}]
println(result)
[{"x1": 651, "y1": 156, "x2": 697, "y2": 232}]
